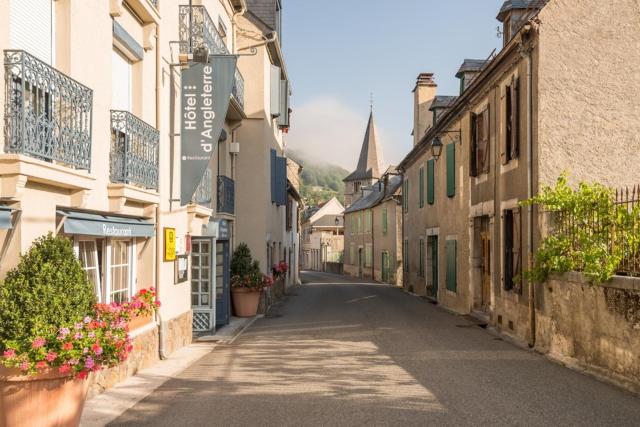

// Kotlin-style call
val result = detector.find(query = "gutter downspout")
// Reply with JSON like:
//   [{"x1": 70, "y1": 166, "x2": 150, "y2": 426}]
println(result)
[
  {"x1": 523, "y1": 25, "x2": 536, "y2": 348},
  {"x1": 155, "y1": 23, "x2": 169, "y2": 360}
]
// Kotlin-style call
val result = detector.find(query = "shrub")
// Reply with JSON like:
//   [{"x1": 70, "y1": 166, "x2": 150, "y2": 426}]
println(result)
[
  {"x1": 0, "y1": 234, "x2": 96, "y2": 349},
  {"x1": 230, "y1": 243, "x2": 272, "y2": 291}
]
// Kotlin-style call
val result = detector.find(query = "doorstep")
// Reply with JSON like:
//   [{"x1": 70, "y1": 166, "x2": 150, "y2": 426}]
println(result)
[
  {"x1": 81, "y1": 342, "x2": 216, "y2": 427},
  {"x1": 195, "y1": 315, "x2": 260, "y2": 344}
]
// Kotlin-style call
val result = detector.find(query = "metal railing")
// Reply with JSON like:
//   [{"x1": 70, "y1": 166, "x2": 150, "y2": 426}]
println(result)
[
  {"x1": 178, "y1": 5, "x2": 245, "y2": 109},
  {"x1": 193, "y1": 166, "x2": 212, "y2": 209},
  {"x1": 217, "y1": 175, "x2": 235, "y2": 214},
  {"x1": 110, "y1": 110, "x2": 159, "y2": 190},
  {"x1": 3, "y1": 50, "x2": 93, "y2": 170}
]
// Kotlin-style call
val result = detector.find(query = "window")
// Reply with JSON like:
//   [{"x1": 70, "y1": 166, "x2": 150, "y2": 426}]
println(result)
[
  {"x1": 382, "y1": 208, "x2": 388, "y2": 234},
  {"x1": 427, "y1": 159, "x2": 435, "y2": 204},
  {"x1": 419, "y1": 166, "x2": 425, "y2": 208},
  {"x1": 365, "y1": 244, "x2": 372, "y2": 268},
  {"x1": 470, "y1": 107, "x2": 490, "y2": 176},
  {"x1": 357, "y1": 213, "x2": 362, "y2": 234},
  {"x1": 112, "y1": 49, "x2": 132, "y2": 111},
  {"x1": 446, "y1": 239, "x2": 457, "y2": 292},
  {"x1": 403, "y1": 240, "x2": 409, "y2": 272},
  {"x1": 365, "y1": 210, "x2": 372, "y2": 233},
  {"x1": 503, "y1": 209, "x2": 522, "y2": 292},
  {"x1": 418, "y1": 239, "x2": 425, "y2": 277},
  {"x1": 503, "y1": 76, "x2": 520, "y2": 164},
  {"x1": 446, "y1": 143, "x2": 455, "y2": 198},
  {"x1": 354, "y1": 182, "x2": 361, "y2": 193},
  {"x1": 77, "y1": 238, "x2": 134, "y2": 304}
]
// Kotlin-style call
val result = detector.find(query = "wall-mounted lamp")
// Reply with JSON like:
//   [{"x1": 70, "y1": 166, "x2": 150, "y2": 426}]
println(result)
[{"x1": 431, "y1": 136, "x2": 443, "y2": 161}]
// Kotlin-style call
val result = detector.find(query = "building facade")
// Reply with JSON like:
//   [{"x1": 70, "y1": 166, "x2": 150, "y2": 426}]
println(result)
[
  {"x1": 399, "y1": 0, "x2": 640, "y2": 346},
  {"x1": 301, "y1": 197, "x2": 344, "y2": 272},
  {"x1": 0, "y1": 0, "x2": 292, "y2": 394}
]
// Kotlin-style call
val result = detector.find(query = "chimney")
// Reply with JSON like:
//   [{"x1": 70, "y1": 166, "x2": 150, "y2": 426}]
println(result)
[{"x1": 413, "y1": 73, "x2": 437, "y2": 146}]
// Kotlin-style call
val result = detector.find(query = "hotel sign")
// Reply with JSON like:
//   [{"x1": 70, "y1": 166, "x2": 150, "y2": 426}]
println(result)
[{"x1": 180, "y1": 56, "x2": 238, "y2": 205}]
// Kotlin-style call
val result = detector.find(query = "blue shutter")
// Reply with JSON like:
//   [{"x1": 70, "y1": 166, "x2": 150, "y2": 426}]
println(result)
[
  {"x1": 270, "y1": 149, "x2": 277, "y2": 203},
  {"x1": 275, "y1": 156, "x2": 287, "y2": 206}
]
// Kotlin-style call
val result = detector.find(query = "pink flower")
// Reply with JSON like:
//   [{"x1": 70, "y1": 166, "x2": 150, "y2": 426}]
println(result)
[
  {"x1": 83, "y1": 316, "x2": 92, "y2": 324},
  {"x1": 154, "y1": 300, "x2": 161, "y2": 308},
  {"x1": 88, "y1": 332, "x2": 96, "y2": 339},
  {"x1": 3, "y1": 349, "x2": 16, "y2": 359},
  {"x1": 84, "y1": 357, "x2": 95, "y2": 370},
  {"x1": 57, "y1": 327, "x2": 70, "y2": 340},
  {"x1": 58, "y1": 364, "x2": 71, "y2": 375},
  {"x1": 68, "y1": 359, "x2": 79, "y2": 366},
  {"x1": 35, "y1": 361, "x2": 48, "y2": 370},
  {"x1": 19, "y1": 361, "x2": 30, "y2": 371},
  {"x1": 31, "y1": 337, "x2": 46, "y2": 349},
  {"x1": 45, "y1": 352, "x2": 57, "y2": 362},
  {"x1": 74, "y1": 323, "x2": 83, "y2": 330},
  {"x1": 91, "y1": 343, "x2": 103, "y2": 356},
  {"x1": 73, "y1": 332, "x2": 83, "y2": 340}
]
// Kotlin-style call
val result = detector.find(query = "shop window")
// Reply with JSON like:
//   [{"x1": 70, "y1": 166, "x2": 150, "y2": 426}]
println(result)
[{"x1": 76, "y1": 238, "x2": 134, "y2": 303}]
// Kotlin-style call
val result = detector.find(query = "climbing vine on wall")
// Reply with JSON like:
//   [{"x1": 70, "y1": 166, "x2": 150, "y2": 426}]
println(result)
[{"x1": 521, "y1": 173, "x2": 640, "y2": 284}]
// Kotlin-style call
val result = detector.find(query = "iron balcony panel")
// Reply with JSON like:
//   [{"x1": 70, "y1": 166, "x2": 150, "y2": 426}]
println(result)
[
  {"x1": 110, "y1": 110, "x2": 159, "y2": 190},
  {"x1": 178, "y1": 5, "x2": 244, "y2": 109},
  {"x1": 217, "y1": 175, "x2": 235, "y2": 215},
  {"x1": 3, "y1": 50, "x2": 93, "y2": 170}
]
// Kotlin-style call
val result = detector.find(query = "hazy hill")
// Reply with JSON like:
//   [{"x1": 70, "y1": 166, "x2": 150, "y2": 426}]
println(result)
[{"x1": 287, "y1": 150, "x2": 349, "y2": 206}]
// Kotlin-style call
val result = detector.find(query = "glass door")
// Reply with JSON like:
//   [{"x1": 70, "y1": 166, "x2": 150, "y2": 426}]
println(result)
[{"x1": 191, "y1": 238, "x2": 215, "y2": 332}]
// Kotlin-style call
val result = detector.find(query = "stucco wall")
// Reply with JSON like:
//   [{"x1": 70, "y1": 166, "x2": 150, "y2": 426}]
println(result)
[
  {"x1": 537, "y1": 0, "x2": 640, "y2": 188},
  {"x1": 536, "y1": 273, "x2": 640, "y2": 389}
]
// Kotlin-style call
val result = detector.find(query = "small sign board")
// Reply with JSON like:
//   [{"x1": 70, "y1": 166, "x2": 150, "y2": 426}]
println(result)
[
  {"x1": 164, "y1": 227, "x2": 176, "y2": 261},
  {"x1": 175, "y1": 255, "x2": 188, "y2": 284}
]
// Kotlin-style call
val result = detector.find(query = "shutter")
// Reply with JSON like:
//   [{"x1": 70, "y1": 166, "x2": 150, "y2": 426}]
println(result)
[
  {"x1": 270, "y1": 65, "x2": 281, "y2": 117},
  {"x1": 277, "y1": 79, "x2": 289, "y2": 126},
  {"x1": 275, "y1": 156, "x2": 287, "y2": 206},
  {"x1": 419, "y1": 167, "x2": 424, "y2": 208},
  {"x1": 504, "y1": 210, "x2": 514, "y2": 290},
  {"x1": 512, "y1": 77, "x2": 520, "y2": 159},
  {"x1": 446, "y1": 239, "x2": 457, "y2": 292},
  {"x1": 502, "y1": 83, "x2": 511, "y2": 165},
  {"x1": 513, "y1": 207, "x2": 522, "y2": 291},
  {"x1": 427, "y1": 159, "x2": 435, "y2": 205},
  {"x1": 469, "y1": 113, "x2": 478, "y2": 177},
  {"x1": 419, "y1": 239, "x2": 424, "y2": 277},
  {"x1": 10, "y1": 0, "x2": 53, "y2": 64},
  {"x1": 482, "y1": 106, "x2": 490, "y2": 174},
  {"x1": 270, "y1": 149, "x2": 277, "y2": 203},
  {"x1": 446, "y1": 143, "x2": 455, "y2": 198}
]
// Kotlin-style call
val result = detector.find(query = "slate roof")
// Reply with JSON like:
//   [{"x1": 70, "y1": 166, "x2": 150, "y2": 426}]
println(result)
[
  {"x1": 429, "y1": 96, "x2": 458, "y2": 111},
  {"x1": 456, "y1": 59, "x2": 487, "y2": 78},
  {"x1": 313, "y1": 214, "x2": 344, "y2": 228},
  {"x1": 344, "y1": 175, "x2": 402, "y2": 214},
  {"x1": 497, "y1": 0, "x2": 536, "y2": 22},
  {"x1": 344, "y1": 112, "x2": 383, "y2": 182}
]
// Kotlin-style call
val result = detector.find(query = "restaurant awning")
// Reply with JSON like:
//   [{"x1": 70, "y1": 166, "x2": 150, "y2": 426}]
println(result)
[
  {"x1": 0, "y1": 206, "x2": 15, "y2": 229},
  {"x1": 56, "y1": 209, "x2": 154, "y2": 238}
]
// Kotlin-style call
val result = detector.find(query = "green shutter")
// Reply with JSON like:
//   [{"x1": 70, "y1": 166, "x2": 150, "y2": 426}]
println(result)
[
  {"x1": 446, "y1": 239, "x2": 457, "y2": 292},
  {"x1": 427, "y1": 159, "x2": 435, "y2": 205},
  {"x1": 419, "y1": 167, "x2": 424, "y2": 208},
  {"x1": 446, "y1": 143, "x2": 455, "y2": 198}
]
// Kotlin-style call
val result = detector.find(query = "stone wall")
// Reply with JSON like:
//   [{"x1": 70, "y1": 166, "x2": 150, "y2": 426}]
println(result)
[
  {"x1": 163, "y1": 310, "x2": 193, "y2": 355},
  {"x1": 536, "y1": 273, "x2": 640, "y2": 389}
]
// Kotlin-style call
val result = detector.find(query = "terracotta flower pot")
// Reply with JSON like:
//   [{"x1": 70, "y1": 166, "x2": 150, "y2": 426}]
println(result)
[
  {"x1": 128, "y1": 313, "x2": 153, "y2": 331},
  {"x1": 0, "y1": 365, "x2": 89, "y2": 427},
  {"x1": 231, "y1": 288, "x2": 261, "y2": 317}
]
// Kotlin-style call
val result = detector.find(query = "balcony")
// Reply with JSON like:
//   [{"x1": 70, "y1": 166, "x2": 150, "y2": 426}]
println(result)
[
  {"x1": 217, "y1": 175, "x2": 235, "y2": 215},
  {"x1": 193, "y1": 166, "x2": 212, "y2": 209},
  {"x1": 110, "y1": 111, "x2": 159, "y2": 191},
  {"x1": 178, "y1": 5, "x2": 245, "y2": 109},
  {"x1": 3, "y1": 50, "x2": 93, "y2": 171}
]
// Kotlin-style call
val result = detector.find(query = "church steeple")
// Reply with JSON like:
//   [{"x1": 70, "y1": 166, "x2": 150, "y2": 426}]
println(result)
[{"x1": 344, "y1": 111, "x2": 383, "y2": 183}]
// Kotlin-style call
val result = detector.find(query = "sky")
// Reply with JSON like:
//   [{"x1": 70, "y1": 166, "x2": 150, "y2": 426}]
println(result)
[{"x1": 283, "y1": 0, "x2": 505, "y2": 172}]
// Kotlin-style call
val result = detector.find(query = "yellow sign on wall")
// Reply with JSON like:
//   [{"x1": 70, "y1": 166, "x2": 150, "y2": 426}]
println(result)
[{"x1": 164, "y1": 227, "x2": 176, "y2": 261}]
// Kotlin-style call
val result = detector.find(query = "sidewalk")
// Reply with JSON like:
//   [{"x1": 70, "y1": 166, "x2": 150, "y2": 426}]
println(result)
[{"x1": 81, "y1": 316, "x2": 257, "y2": 426}]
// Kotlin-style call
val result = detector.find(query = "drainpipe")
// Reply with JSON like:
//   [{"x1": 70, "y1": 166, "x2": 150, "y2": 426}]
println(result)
[
  {"x1": 523, "y1": 25, "x2": 536, "y2": 348},
  {"x1": 154, "y1": 23, "x2": 169, "y2": 360}
]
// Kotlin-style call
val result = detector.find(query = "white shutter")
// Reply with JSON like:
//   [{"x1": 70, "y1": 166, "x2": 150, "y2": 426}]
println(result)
[
  {"x1": 270, "y1": 65, "x2": 281, "y2": 118},
  {"x1": 10, "y1": 0, "x2": 53, "y2": 64},
  {"x1": 112, "y1": 50, "x2": 132, "y2": 111}
]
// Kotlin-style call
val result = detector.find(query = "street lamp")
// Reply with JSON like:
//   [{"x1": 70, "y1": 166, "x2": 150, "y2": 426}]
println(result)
[{"x1": 431, "y1": 136, "x2": 443, "y2": 161}]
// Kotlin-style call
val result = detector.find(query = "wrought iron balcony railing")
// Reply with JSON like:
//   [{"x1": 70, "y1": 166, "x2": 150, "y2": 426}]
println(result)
[
  {"x1": 3, "y1": 50, "x2": 93, "y2": 170},
  {"x1": 178, "y1": 5, "x2": 245, "y2": 109},
  {"x1": 110, "y1": 110, "x2": 159, "y2": 190},
  {"x1": 217, "y1": 175, "x2": 235, "y2": 215},
  {"x1": 194, "y1": 166, "x2": 212, "y2": 209}
]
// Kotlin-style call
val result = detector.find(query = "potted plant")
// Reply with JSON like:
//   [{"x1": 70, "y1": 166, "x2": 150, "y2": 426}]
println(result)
[
  {"x1": 231, "y1": 244, "x2": 273, "y2": 317},
  {"x1": 0, "y1": 234, "x2": 159, "y2": 427}
]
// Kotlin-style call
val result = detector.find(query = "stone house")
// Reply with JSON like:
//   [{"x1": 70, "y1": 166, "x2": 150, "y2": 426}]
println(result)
[
  {"x1": 398, "y1": 0, "x2": 640, "y2": 387},
  {"x1": 301, "y1": 197, "x2": 344, "y2": 272},
  {"x1": 285, "y1": 158, "x2": 303, "y2": 288}
]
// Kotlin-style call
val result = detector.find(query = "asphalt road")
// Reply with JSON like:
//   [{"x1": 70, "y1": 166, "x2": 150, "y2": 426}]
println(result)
[{"x1": 111, "y1": 271, "x2": 640, "y2": 426}]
